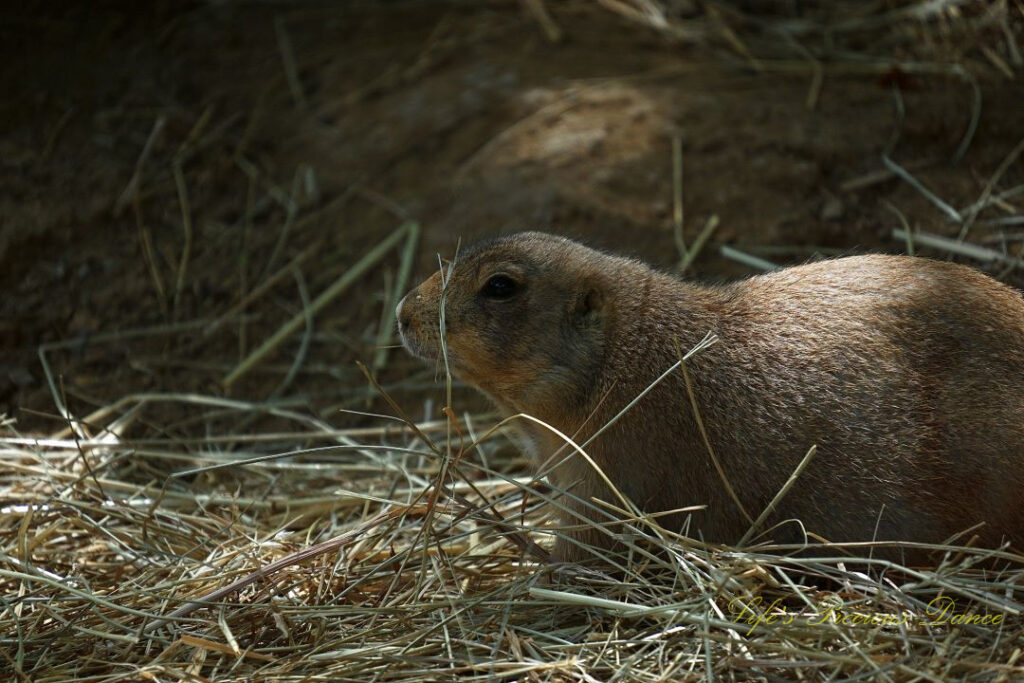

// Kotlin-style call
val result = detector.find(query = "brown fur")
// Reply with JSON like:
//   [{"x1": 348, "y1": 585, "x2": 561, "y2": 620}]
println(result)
[{"x1": 397, "y1": 232, "x2": 1024, "y2": 564}]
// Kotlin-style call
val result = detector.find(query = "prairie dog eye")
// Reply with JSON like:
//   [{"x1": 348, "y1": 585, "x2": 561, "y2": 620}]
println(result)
[{"x1": 480, "y1": 274, "x2": 520, "y2": 299}]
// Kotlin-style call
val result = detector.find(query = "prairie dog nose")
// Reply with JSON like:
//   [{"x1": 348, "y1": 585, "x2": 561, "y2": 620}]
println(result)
[{"x1": 396, "y1": 294, "x2": 411, "y2": 330}]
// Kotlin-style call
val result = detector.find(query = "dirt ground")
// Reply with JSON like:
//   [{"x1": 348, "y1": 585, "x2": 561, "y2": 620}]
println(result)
[{"x1": 2, "y1": 1, "x2": 1022, "y2": 436}]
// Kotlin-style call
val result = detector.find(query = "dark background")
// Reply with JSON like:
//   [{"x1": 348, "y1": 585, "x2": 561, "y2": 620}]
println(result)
[{"x1": 2, "y1": 1, "x2": 1022, "y2": 434}]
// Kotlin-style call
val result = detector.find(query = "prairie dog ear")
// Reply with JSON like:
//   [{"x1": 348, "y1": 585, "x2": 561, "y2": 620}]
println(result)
[{"x1": 572, "y1": 284, "x2": 605, "y2": 323}]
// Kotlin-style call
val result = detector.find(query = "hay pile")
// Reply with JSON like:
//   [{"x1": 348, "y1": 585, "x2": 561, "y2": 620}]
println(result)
[{"x1": 2, "y1": 383, "x2": 1022, "y2": 680}]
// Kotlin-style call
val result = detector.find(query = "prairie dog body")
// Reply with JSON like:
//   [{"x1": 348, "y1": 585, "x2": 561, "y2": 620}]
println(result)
[{"x1": 397, "y1": 232, "x2": 1024, "y2": 563}]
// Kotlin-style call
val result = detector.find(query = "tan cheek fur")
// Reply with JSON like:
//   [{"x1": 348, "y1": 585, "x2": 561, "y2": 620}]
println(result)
[{"x1": 400, "y1": 272, "x2": 534, "y2": 396}]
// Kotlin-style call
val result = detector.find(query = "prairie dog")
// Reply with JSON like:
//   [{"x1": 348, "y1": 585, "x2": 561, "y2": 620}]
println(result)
[{"x1": 397, "y1": 232, "x2": 1024, "y2": 564}]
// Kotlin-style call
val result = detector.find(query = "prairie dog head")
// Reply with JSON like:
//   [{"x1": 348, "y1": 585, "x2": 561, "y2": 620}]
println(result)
[{"x1": 397, "y1": 232, "x2": 611, "y2": 416}]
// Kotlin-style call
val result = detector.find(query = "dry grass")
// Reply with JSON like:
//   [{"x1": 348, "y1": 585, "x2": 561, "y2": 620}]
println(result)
[
  {"x1": 2, "y1": 383, "x2": 1022, "y2": 681},
  {"x1": 596, "y1": 0, "x2": 1022, "y2": 70}
]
